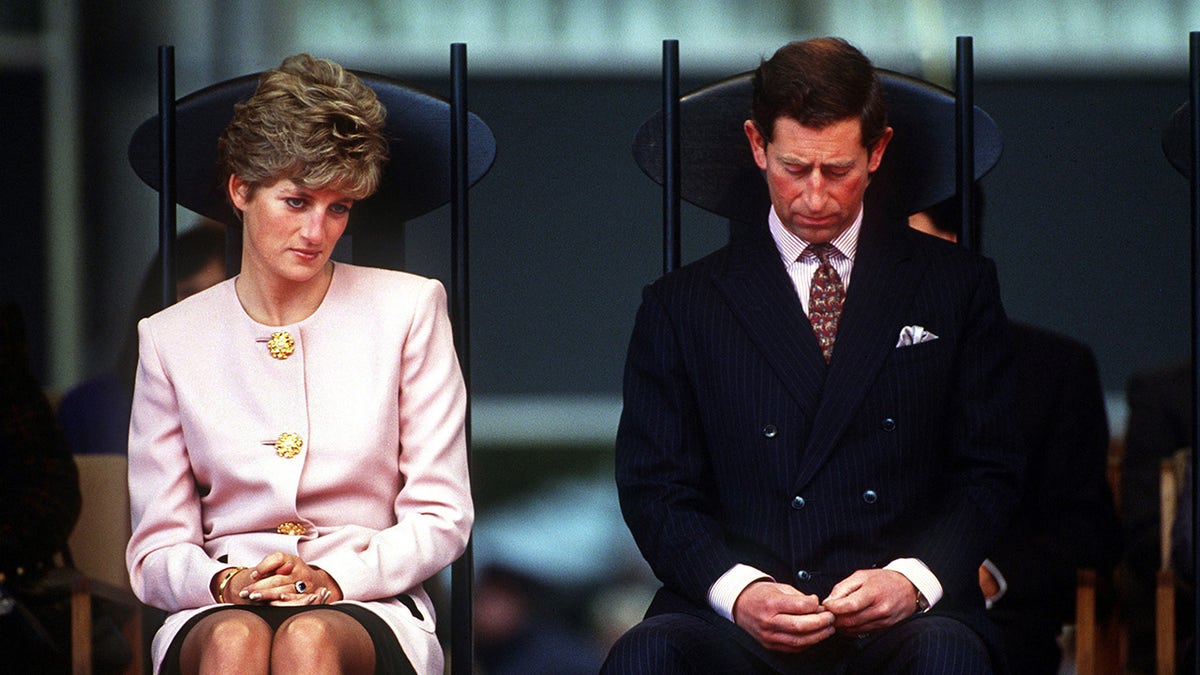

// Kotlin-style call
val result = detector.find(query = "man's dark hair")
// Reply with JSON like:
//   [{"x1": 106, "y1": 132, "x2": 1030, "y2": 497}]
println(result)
[{"x1": 749, "y1": 37, "x2": 888, "y2": 151}]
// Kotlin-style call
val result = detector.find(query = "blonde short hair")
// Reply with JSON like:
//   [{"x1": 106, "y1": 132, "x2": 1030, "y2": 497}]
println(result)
[{"x1": 217, "y1": 53, "x2": 389, "y2": 203}]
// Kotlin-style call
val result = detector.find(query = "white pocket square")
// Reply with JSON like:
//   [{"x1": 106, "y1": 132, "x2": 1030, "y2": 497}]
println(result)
[{"x1": 896, "y1": 325, "x2": 939, "y2": 348}]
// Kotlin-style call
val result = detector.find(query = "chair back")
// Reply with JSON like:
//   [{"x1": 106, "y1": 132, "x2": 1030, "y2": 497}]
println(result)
[
  {"x1": 631, "y1": 69, "x2": 1003, "y2": 225},
  {"x1": 127, "y1": 71, "x2": 496, "y2": 228},
  {"x1": 67, "y1": 454, "x2": 133, "y2": 592}
]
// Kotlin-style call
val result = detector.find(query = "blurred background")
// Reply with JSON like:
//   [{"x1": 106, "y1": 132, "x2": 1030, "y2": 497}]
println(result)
[{"x1": 3, "y1": 1, "x2": 1199, "y2": 671}]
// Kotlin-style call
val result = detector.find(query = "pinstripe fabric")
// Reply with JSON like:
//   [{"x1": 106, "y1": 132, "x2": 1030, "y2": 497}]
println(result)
[
  {"x1": 847, "y1": 615, "x2": 992, "y2": 673},
  {"x1": 610, "y1": 210, "x2": 1021, "y2": 673},
  {"x1": 602, "y1": 607, "x2": 993, "y2": 674}
]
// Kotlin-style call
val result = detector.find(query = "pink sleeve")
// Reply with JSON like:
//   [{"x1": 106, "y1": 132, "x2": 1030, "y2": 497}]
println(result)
[{"x1": 125, "y1": 317, "x2": 225, "y2": 611}]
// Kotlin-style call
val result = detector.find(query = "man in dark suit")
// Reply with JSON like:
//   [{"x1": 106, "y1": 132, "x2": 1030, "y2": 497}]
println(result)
[
  {"x1": 911, "y1": 201, "x2": 1122, "y2": 673},
  {"x1": 602, "y1": 38, "x2": 1023, "y2": 674},
  {"x1": 986, "y1": 323, "x2": 1121, "y2": 673}
]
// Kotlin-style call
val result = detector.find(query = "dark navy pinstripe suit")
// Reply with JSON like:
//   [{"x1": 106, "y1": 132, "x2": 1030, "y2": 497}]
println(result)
[{"x1": 608, "y1": 208, "x2": 1023, "y2": 674}]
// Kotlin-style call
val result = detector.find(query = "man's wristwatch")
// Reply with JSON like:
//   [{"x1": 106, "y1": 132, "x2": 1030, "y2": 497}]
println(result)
[{"x1": 915, "y1": 589, "x2": 931, "y2": 613}]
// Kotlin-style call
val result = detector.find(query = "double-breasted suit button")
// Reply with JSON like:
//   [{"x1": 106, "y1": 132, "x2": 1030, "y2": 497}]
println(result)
[
  {"x1": 277, "y1": 521, "x2": 306, "y2": 536},
  {"x1": 265, "y1": 432, "x2": 304, "y2": 459},
  {"x1": 790, "y1": 496, "x2": 806, "y2": 510},
  {"x1": 862, "y1": 490, "x2": 878, "y2": 504},
  {"x1": 762, "y1": 424, "x2": 778, "y2": 438},
  {"x1": 880, "y1": 418, "x2": 896, "y2": 431},
  {"x1": 796, "y1": 570, "x2": 812, "y2": 581},
  {"x1": 262, "y1": 331, "x2": 296, "y2": 360}
]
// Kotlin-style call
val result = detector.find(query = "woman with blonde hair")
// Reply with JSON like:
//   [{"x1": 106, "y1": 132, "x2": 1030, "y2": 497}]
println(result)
[{"x1": 126, "y1": 53, "x2": 473, "y2": 674}]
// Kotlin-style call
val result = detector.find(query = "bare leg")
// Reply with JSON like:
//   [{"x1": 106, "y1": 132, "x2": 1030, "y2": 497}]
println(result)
[
  {"x1": 271, "y1": 609, "x2": 376, "y2": 674},
  {"x1": 178, "y1": 609, "x2": 272, "y2": 675}
]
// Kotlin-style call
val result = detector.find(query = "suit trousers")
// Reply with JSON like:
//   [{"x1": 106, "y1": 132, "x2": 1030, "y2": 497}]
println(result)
[{"x1": 600, "y1": 611, "x2": 994, "y2": 675}]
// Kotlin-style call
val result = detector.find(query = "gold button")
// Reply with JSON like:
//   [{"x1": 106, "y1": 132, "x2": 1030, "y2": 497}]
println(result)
[
  {"x1": 277, "y1": 522, "x2": 307, "y2": 536},
  {"x1": 271, "y1": 432, "x2": 303, "y2": 459},
  {"x1": 266, "y1": 331, "x2": 295, "y2": 360}
]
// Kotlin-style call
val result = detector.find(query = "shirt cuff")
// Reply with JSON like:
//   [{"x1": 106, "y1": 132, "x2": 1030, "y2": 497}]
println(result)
[
  {"x1": 884, "y1": 558, "x2": 943, "y2": 611},
  {"x1": 707, "y1": 564, "x2": 773, "y2": 622},
  {"x1": 979, "y1": 558, "x2": 1008, "y2": 609}
]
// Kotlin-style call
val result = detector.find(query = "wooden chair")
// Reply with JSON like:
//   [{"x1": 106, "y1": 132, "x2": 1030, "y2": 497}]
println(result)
[
  {"x1": 1075, "y1": 443, "x2": 1193, "y2": 675},
  {"x1": 1074, "y1": 568, "x2": 1119, "y2": 675},
  {"x1": 1073, "y1": 437, "x2": 1127, "y2": 675},
  {"x1": 1154, "y1": 448, "x2": 1189, "y2": 675},
  {"x1": 67, "y1": 454, "x2": 144, "y2": 675}
]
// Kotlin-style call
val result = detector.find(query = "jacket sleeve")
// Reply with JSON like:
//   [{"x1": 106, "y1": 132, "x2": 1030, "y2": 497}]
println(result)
[
  {"x1": 309, "y1": 279, "x2": 474, "y2": 601},
  {"x1": 614, "y1": 284, "x2": 737, "y2": 606},
  {"x1": 125, "y1": 317, "x2": 228, "y2": 611}
]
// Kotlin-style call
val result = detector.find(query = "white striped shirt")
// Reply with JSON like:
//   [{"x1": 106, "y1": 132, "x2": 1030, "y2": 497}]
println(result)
[{"x1": 768, "y1": 206, "x2": 862, "y2": 315}]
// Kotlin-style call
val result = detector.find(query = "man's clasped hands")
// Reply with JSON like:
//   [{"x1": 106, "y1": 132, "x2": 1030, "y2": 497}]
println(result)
[{"x1": 733, "y1": 569, "x2": 919, "y2": 652}]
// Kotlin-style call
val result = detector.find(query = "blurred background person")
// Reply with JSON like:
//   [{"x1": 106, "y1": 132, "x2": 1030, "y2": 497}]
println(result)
[
  {"x1": 910, "y1": 193, "x2": 1122, "y2": 674},
  {"x1": 474, "y1": 563, "x2": 604, "y2": 675},
  {"x1": 0, "y1": 302, "x2": 84, "y2": 671},
  {"x1": 56, "y1": 220, "x2": 226, "y2": 456}
]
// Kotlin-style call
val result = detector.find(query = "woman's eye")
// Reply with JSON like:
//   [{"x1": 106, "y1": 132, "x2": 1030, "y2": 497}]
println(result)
[
  {"x1": 330, "y1": 203, "x2": 351, "y2": 215},
  {"x1": 285, "y1": 197, "x2": 306, "y2": 209}
]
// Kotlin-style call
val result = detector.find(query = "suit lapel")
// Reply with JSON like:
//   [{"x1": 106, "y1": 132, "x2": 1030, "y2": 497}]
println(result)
[
  {"x1": 709, "y1": 216, "x2": 929, "y2": 492},
  {"x1": 792, "y1": 214, "x2": 927, "y2": 491},
  {"x1": 711, "y1": 229, "x2": 827, "y2": 419}
]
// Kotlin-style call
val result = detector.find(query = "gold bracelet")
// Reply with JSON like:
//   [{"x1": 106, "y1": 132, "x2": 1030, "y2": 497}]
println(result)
[{"x1": 214, "y1": 567, "x2": 246, "y2": 604}]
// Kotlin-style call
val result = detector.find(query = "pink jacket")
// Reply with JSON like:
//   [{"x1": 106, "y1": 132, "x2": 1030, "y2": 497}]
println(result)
[{"x1": 126, "y1": 263, "x2": 473, "y2": 673}]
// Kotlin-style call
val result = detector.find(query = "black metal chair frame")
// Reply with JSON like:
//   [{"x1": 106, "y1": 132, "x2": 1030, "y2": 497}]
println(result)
[{"x1": 1160, "y1": 28, "x2": 1200, "y2": 675}]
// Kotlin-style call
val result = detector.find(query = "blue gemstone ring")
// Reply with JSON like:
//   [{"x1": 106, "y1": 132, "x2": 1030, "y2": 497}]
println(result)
[{"x1": 294, "y1": 580, "x2": 308, "y2": 594}]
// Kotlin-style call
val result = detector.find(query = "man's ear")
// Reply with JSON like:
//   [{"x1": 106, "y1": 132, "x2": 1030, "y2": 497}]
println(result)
[
  {"x1": 744, "y1": 120, "x2": 768, "y2": 171},
  {"x1": 866, "y1": 126, "x2": 894, "y2": 173}
]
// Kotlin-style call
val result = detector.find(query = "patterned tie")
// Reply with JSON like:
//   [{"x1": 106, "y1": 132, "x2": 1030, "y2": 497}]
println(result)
[{"x1": 807, "y1": 243, "x2": 845, "y2": 363}]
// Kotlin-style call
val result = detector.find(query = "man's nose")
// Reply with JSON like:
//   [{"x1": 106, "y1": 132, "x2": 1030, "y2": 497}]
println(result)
[{"x1": 803, "y1": 173, "x2": 828, "y2": 211}]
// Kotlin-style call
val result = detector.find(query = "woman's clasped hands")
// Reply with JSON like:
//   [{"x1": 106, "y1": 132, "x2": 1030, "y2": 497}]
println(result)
[{"x1": 218, "y1": 551, "x2": 342, "y2": 606}]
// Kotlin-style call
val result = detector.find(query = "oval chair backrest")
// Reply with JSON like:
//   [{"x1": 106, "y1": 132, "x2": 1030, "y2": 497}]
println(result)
[
  {"x1": 128, "y1": 71, "x2": 497, "y2": 227},
  {"x1": 631, "y1": 69, "x2": 1003, "y2": 225}
]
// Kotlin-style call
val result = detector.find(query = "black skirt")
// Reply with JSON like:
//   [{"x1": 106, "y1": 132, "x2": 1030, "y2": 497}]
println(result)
[{"x1": 160, "y1": 603, "x2": 418, "y2": 675}]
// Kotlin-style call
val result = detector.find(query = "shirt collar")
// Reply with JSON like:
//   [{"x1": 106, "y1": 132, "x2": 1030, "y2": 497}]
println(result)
[{"x1": 768, "y1": 206, "x2": 863, "y2": 264}]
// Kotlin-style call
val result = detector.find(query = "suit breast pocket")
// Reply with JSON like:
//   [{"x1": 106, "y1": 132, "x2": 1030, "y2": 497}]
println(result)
[
  {"x1": 887, "y1": 336, "x2": 950, "y2": 367},
  {"x1": 877, "y1": 337, "x2": 955, "y2": 403}
]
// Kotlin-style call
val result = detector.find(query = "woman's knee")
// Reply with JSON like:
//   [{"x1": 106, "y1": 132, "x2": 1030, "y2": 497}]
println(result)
[
  {"x1": 272, "y1": 610, "x2": 375, "y2": 673},
  {"x1": 180, "y1": 610, "x2": 272, "y2": 673}
]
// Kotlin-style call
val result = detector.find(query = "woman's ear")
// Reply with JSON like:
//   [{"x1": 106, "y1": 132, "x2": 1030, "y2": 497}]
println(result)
[{"x1": 228, "y1": 174, "x2": 249, "y2": 212}]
